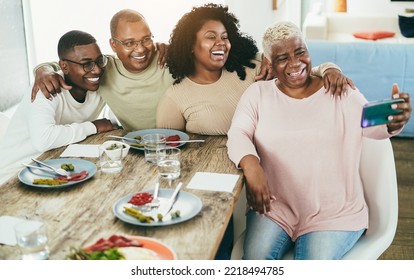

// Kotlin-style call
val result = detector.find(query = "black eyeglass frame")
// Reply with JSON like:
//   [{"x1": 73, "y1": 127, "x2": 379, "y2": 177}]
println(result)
[
  {"x1": 112, "y1": 35, "x2": 154, "y2": 50},
  {"x1": 62, "y1": 55, "x2": 108, "y2": 72}
]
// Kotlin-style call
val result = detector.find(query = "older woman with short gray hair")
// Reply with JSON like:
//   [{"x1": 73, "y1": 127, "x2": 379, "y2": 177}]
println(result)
[{"x1": 227, "y1": 21, "x2": 411, "y2": 260}]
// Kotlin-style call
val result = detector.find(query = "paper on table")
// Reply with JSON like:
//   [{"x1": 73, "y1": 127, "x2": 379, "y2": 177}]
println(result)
[
  {"x1": 186, "y1": 172, "x2": 240, "y2": 193},
  {"x1": 60, "y1": 144, "x2": 100, "y2": 158},
  {"x1": 0, "y1": 216, "x2": 26, "y2": 245}
]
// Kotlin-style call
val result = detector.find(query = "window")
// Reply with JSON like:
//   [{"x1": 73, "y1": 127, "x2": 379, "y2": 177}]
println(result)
[{"x1": 0, "y1": 0, "x2": 30, "y2": 112}]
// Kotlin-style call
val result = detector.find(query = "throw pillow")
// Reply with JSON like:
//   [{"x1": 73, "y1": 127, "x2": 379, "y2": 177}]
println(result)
[
  {"x1": 353, "y1": 31, "x2": 395, "y2": 40},
  {"x1": 399, "y1": 15, "x2": 414, "y2": 38}
]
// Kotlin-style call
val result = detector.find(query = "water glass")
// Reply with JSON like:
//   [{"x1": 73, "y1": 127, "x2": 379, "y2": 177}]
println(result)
[
  {"x1": 143, "y1": 133, "x2": 166, "y2": 164},
  {"x1": 157, "y1": 147, "x2": 181, "y2": 184},
  {"x1": 14, "y1": 220, "x2": 49, "y2": 260},
  {"x1": 99, "y1": 141, "x2": 124, "y2": 173}
]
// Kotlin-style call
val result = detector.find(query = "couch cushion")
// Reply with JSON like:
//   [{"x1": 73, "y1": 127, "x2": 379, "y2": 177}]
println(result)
[
  {"x1": 353, "y1": 31, "x2": 395, "y2": 40},
  {"x1": 399, "y1": 15, "x2": 414, "y2": 38}
]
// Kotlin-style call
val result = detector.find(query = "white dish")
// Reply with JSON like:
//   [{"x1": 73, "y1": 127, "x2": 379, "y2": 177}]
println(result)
[
  {"x1": 100, "y1": 140, "x2": 130, "y2": 159},
  {"x1": 18, "y1": 158, "x2": 97, "y2": 189},
  {"x1": 113, "y1": 189, "x2": 202, "y2": 227}
]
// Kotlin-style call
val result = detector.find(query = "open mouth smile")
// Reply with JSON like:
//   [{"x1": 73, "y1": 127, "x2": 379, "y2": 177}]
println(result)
[
  {"x1": 86, "y1": 77, "x2": 100, "y2": 83},
  {"x1": 132, "y1": 54, "x2": 146, "y2": 60},
  {"x1": 287, "y1": 67, "x2": 306, "y2": 78}
]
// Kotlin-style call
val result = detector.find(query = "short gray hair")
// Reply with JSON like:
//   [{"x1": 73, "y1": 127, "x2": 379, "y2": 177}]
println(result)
[{"x1": 262, "y1": 21, "x2": 304, "y2": 60}]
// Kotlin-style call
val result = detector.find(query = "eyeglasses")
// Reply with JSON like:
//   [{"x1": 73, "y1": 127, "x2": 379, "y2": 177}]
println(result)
[
  {"x1": 62, "y1": 55, "x2": 108, "y2": 72},
  {"x1": 112, "y1": 35, "x2": 154, "y2": 50}
]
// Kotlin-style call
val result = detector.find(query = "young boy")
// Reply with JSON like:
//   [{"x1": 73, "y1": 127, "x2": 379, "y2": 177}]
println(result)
[{"x1": 0, "y1": 30, "x2": 116, "y2": 185}]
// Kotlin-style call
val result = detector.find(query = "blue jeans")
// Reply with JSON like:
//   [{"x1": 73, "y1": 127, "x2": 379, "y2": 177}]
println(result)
[{"x1": 243, "y1": 210, "x2": 365, "y2": 260}]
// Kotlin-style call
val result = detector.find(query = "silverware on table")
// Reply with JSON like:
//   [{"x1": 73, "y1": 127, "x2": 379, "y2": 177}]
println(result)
[
  {"x1": 31, "y1": 158, "x2": 69, "y2": 177},
  {"x1": 160, "y1": 182, "x2": 183, "y2": 216},
  {"x1": 106, "y1": 135, "x2": 205, "y2": 144},
  {"x1": 105, "y1": 135, "x2": 141, "y2": 143},
  {"x1": 150, "y1": 182, "x2": 160, "y2": 208},
  {"x1": 166, "y1": 140, "x2": 205, "y2": 144},
  {"x1": 22, "y1": 163, "x2": 65, "y2": 177},
  {"x1": 149, "y1": 182, "x2": 161, "y2": 216}
]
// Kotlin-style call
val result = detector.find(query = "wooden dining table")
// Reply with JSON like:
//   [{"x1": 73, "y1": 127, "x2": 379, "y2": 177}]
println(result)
[{"x1": 0, "y1": 129, "x2": 244, "y2": 260}]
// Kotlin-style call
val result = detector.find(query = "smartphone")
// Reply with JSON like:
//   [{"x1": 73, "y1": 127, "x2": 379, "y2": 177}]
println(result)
[{"x1": 361, "y1": 98, "x2": 404, "y2": 128}]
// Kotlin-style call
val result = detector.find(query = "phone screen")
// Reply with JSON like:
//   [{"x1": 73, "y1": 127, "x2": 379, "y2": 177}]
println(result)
[{"x1": 361, "y1": 98, "x2": 404, "y2": 128}]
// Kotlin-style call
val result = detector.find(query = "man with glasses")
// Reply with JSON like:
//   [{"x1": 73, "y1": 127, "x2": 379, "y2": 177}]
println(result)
[
  {"x1": 0, "y1": 30, "x2": 116, "y2": 185},
  {"x1": 32, "y1": 9, "x2": 174, "y2": 131}
]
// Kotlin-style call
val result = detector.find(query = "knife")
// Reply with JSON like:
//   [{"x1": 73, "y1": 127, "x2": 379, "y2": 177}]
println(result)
[
  {"x1": 22, "y1": 163, "x2": 63, "y2": 176},
  {"x1": 160, "y1": 182, "x2": 183, "y2": 216}
]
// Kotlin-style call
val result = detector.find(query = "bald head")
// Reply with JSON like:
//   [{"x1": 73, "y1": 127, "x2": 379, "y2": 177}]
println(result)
[
  {"x1": 110, "y1": 9, "x2": 146, "y2": 37},
  {"x1": 262, "y1": 21, "x2": 304, "y2": 60}
]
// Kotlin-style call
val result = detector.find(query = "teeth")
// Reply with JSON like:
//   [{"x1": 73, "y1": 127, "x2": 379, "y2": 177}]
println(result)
[
  {"x1": 212, "y1": 51, "x2": 224, "y2": 55},
  {"x1": 87, "y1": 77, "x2": 99, "y2": 82},
  {"x1": 288, "y1": 71, "x2": 301, "y2": 77},
  {"x1": 288, "y1": 68, "x2": 305, "y2": 77},
  {"x1": 132, "y1": 54, "x2": 146, "y2": 60}
]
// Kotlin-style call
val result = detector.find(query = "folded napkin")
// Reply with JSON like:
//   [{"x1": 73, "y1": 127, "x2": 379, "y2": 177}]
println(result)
[
  {"x1": 60, "y1": 144, "x2": 100, "y2": 158},
  {"x1": 0, "y1": 216, "x2": 27, "y2": 245},
  {"x1": 186, "y1": 172, "x2": 240, "y2": 193}
]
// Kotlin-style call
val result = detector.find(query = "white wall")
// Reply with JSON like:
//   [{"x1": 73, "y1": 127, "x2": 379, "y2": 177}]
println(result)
[
  {"x1": 23, "y1": 0, "x2": 414, "y2": 77},
  {"x1": 312, "y1": 0, "x2": 414, "y2": 15},
  {"x1": 348, "y1": 0, "x2": 414, "y2": 15},
  {"x1": 25, "y1": 0, "x2": 304, "y2": 71},
  {"x1": 227, "y1": 0, "x2": 301, "y2": 51},
  {"x1": 25, "y1": 0, "x2": 225, "y2": 71}
]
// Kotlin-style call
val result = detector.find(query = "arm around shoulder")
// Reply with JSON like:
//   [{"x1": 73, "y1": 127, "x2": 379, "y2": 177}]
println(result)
[{"x1": 33, "y1": 62, "x2": 60, "y2": 76}]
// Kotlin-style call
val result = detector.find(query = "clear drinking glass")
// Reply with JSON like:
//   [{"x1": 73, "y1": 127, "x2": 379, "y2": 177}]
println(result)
[
  {"x1": 14, "y1": 219, "x2": 49, "y2": 260},
  {"x1": 157, "y1": 147, "x2": 181, "y2": 187},
  {"x1": 143, "y1": 134, "x2": 166, "y2": 164}
]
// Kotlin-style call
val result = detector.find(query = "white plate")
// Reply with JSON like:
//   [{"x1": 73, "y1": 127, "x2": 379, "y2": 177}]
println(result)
[
  {"x1": 123, "y1": 129, "x2": 189, "y2": 151},
  {"x1": 18, "y1": 158, "x2": 97, "y2": 189},
  {"x1": 113, "y1": 189, "x2": 202, "y2": 227}
]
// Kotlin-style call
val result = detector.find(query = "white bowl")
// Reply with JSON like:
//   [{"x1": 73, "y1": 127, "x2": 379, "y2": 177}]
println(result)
[{"x1": 100, "y1": 140, "x2": 130, "y2": 159}]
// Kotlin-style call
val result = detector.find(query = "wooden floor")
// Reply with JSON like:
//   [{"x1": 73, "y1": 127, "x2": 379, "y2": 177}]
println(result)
[{"x1": 379, "y1": 137, "x2": 414, "y2": 260}]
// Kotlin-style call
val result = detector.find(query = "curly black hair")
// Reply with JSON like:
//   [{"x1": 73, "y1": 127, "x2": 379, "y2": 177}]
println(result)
[{"x1": 167, "y1": 3, "x2": 258, "y2": 84}]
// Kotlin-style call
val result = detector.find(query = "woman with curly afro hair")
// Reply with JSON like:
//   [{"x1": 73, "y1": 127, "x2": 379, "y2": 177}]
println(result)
[{"x1": 156, "y1": 3, "x2": 350, "y2": 135}]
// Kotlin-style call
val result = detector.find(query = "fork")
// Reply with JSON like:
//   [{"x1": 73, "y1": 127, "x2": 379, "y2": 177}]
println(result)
[
  {"x1": 105, "y1": 135, "x2": 141, "y2": 143},
  {"x1": 31, "y1": 158, "x2": 69, "y2": 177}
]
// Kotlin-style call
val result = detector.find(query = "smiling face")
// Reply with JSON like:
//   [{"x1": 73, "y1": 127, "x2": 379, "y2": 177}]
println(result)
[
  {"x1": 270, "y1": 36, "x2": 311, "y2": 91},
  {"x1": 109, "y1": 19, "x2": 156, "y2": 73},
  {"x1": 60, "y1": 43, "x2": 105, "y2": 94},
  {"x1": 192, "y1": 20, "x2": 231, "y2": 75}
]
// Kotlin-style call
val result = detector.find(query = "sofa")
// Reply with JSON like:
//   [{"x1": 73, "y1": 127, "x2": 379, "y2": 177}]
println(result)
[{"x1": 306, "y1": 40, "x2": 414, "y2": 137}]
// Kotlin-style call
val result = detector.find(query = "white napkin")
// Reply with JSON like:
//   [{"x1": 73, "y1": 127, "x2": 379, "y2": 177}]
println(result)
[
  {"x1": 60, "y1": 144, "x2": 100, "y2": 158},
  {"x1": 186, "y1": 172, "x2": 240, "y2": 193},
  {"x1": 0, "y1": 216, "x2": 27, "y2": 245}
]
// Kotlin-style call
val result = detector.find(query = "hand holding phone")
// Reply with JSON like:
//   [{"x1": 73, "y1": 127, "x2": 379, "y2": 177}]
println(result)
[{"x1": 361, "y1": 98, "x2": 404, "y2": 128}]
